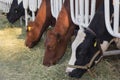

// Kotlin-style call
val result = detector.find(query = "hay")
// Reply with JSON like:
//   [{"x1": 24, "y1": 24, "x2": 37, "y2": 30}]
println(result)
[{"x1": 0, "y1": 14, "x2": 120, "y2": 80}]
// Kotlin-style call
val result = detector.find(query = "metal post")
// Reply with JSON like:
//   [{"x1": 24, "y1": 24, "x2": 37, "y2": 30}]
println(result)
[
  {"x1": 104, "y1": 0, "x2": 120, "y2": 38},
  {"x1": 23, "y1": 0, "x2": 29, "y2": 26},
  {"x1": 51, "y1": 0, "x2": 64, "y2": 19}
]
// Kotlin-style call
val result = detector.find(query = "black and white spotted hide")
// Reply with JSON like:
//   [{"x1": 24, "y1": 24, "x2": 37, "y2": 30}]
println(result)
[
  {"x1": 68, "y1": 0, "x2": 114, "y2": 78},
  {"x1": 7, "y1": 0, "x2": 24, "y2": 23}
]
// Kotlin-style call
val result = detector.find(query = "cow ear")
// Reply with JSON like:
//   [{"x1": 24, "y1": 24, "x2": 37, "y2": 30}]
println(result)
[
  {"x1": 26, "y1": 26, "x2": 33, "y2": 32},
  {"x1": 28, "y1": 26, "x2": 32, "y2": 31}
]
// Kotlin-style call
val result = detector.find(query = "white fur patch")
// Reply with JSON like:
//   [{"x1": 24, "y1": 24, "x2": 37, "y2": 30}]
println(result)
[
  {"x1": 66, "y1": 34, "x2": 110, "y2": 73},
  {"x1": 114, "y1": 38, "x2": 120, "y2": 49},
  {"x1": 100, "y1": 41, "x2": 109, "y2": 52},
  {"x1": 66, "y1": 30, "x2": 86, "y2": 73}
]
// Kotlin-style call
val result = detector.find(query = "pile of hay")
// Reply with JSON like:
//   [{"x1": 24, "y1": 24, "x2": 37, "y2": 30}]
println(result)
[{"x1": 0, "y1": 13, "x2": 120, "y2": 80}]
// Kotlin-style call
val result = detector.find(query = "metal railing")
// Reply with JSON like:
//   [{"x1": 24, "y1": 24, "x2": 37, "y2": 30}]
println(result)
[
  {"x1": 50, "y1": 0, "x2": 64, "y2": 19},
  {"x1": 66, "y1": 0, "x2": 97, "y2": 72},
  {"x1": 0, "y1": 0, "x2": 13, "y2": 13},
  {"x1": 23, "y1": 0, "x2": 40, "y2": 26},
  {"x1": 104, "y1": 0, "x2": 120, "y2": 38},
  {"x1": 0, "y1": 0, "x2": 23, "y2": 13},
  {"x1": 70, "y1": 0, "x2": 96, "y2": 29},
  {"x1": 23, "y1": 0, "x2": 64, "y2": 26}
]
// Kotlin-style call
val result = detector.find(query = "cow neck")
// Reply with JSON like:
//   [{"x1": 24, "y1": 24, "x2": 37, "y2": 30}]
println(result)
[
  {"x1": 52, "y1": 0, "x2": 71, "y2": 37},
  {"x1": 86, "y1": 27, "x2": 96, "y2": 37},
  {"x1": 33, "y1": 21, "x2": 40, "y2": 28},
  {"x1": 89, "y1": 8, "x2": 113, "y2": 42},
  {"x1": 68, "y1": 28, "x2": 103, "y2": 77},
  {"x1": 32, "y1": 21, "x2": 43, "y2": 41},
  {"x1": 34, "y1": 12, "x2": 46, "y2": 29},
  {"x1": 85, "y1": 27, "x2": 102, "y2": 54}
]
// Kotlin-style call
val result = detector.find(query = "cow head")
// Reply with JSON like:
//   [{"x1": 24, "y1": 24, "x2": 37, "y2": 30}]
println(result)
[
  {"x1": 43, "y1": 30, "x2": 61, "y2": 66},
  {"x1": 7, "y1": 0, "x2": 24, "y2": 23},
  {"x1": 67, "y1": 0, "x2": 114, "y2": 78},
  {"x1": 68, "y1": 29, "x2": 104, "y2": 78},
  {"x1": 25, "y1": 21, "x2": 40, "y2": 48},
  {"x1": 66, "y1": 30, "x2": 86, "y2": 73}
]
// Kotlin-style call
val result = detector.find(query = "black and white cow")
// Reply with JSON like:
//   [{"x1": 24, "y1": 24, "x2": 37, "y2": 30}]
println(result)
[
  {"x1": 7, "y1": 0, "x2": 37, "y2": 24},
  {"x1": 67, "y1": 0, "x2": 115, "y2": 78},
  {"x1": 7, "y1": 0, "x2": 24, "y2": 23}
]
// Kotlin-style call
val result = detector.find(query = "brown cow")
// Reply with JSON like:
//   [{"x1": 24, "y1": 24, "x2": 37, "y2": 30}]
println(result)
[
  {"x1": 43, "y1": 0, "x2": 76, "y2": 66},
  {"x1": 43, "y1": 24, "x2": 76, "y2": 66},
  {"x1": 43, "y1": 0, "x2": 104, "y2": 66},
  {"x1": 25, "y1": 0, "x2": 56, "y2": 48}
]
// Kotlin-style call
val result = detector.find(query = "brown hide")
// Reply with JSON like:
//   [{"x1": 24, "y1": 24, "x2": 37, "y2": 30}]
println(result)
[
  {"x1": 25, "y1": 0, "x2": 56, "y2": 48},
  {"x1": 43, "y1": 0, "x2": 75, "y2": 66},
  {"x1": 43, "y1": 0, "x2": 104, "y2": 66},
  {"x1": 43, "y1": 24, "x2": 75, "y2": 66}
]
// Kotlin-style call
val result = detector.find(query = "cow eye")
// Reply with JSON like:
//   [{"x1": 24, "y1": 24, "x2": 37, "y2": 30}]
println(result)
[
  {"x1": 14, "y1": 9, "x2": 18, "y2": 13},
  {"x1": 48, "y1": 46, "x2": 55, "y2": 50},
  {"x1": 49, "y1": 47, "x2": 53, "y2": 50}
]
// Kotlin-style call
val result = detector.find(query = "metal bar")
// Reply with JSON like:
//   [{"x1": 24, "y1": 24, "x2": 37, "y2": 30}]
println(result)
[
  {"x1": 103, "y1": 50, "x2": 120, "y2": 56},
  {"x1": 90, "y1": 0, "x2": 96, "y2": 21},
  {"x1": 104, "y1": 0, "x2": 120, "y2": 38},
  {"x1": 51, "y1": 0, "x2": 64, "y2": 19},
  {"x1": 38, "y1": 0, "x2": 42, "y2": 8},
  {"x1": 29, "y1": 0, "x2": 37, "y2": 21},
  {"x1": 79, "y1": 0, "x2": 84, "y2": 27},
  {"x1": 85, "y1": 0, "x2": 89, "y2": 26},
  {"x1": 70, "y1": 0, "x2": 76, "y2": 25},
  {"x1": 23, "y1": 0, "x2": 29, "y2": 26},
  {"x1": 113, "y1": 0, "x2": 119, "y2": 35}
]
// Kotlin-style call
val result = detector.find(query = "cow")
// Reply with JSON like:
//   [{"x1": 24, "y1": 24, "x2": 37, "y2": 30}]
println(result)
[
  {"x1": 43, "y1": 0, "x2": 104, "y2": 67},
  {"x1": 43, "y1": 0, "x2": 77, "y2": 66},
  {"x1": 68, "y1": 0, "x2": 115, "y2": 78},
  {"x1": 25, "y1": 0, "x2": 56, "y2": 48},
  {"x1": 7, "y1": 0, "x2": 24, "y2": 23},
  {"x1": 7, "y1": 0, "x2": 38, "y2": 24},
  {"x1": 66, "y1": 0, "x2": 104, "y2": 73}
]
